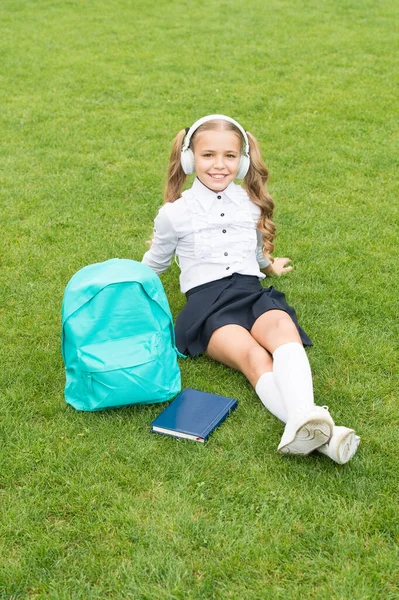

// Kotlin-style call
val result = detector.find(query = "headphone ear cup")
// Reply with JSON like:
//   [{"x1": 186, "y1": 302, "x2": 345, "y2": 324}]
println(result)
[
  {"x1": 181, "y1": 148, "x2": 195, "y2": 175},
  {"x1": 236, "y1": 155, "x2": 250, "y2": 179}
]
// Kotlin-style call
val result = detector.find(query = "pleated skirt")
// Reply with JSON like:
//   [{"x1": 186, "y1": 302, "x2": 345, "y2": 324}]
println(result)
[{"x1": 175, "y1": 273, "x2": 313, "y2": 357}]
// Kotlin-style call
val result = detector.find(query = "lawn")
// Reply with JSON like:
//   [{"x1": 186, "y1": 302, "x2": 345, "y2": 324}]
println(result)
[{"x1": 1, "y1": 0, "x2": 398, "y2": 598}]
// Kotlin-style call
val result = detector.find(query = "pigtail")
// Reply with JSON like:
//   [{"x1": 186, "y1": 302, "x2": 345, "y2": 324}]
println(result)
[
  {"x1": 244, "y1": 131, "x2": 276, "y2": 258},
  {"x1": 164, "y1": 129, "x2": 187, "y2": 203}
]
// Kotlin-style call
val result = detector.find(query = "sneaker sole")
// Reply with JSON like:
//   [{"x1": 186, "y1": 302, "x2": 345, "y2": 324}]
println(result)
[{"x1": 278, "y1": 420, "x2": 332, "y2": 455}]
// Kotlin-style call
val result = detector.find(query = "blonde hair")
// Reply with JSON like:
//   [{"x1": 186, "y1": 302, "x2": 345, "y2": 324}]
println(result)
[
  {"x1": 164, "y1": 119, "x2": 275, "y2": 258},
  {"x1": 245, "y1": 131, "x2": 275, "y2": 257}
]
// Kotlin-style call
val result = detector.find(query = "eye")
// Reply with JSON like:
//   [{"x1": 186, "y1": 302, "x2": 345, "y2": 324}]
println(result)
[
  {"x1": 203, "y1": 153, "x2": 213, "y2": 158},
  {"x1": 227, "y1": 154, "x2": 238, "y2": 159}
]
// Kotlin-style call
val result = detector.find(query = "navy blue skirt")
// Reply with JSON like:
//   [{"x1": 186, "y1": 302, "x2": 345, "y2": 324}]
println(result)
[{"x1": 175, "y1": 273, "x2": 313, "y2": 357}]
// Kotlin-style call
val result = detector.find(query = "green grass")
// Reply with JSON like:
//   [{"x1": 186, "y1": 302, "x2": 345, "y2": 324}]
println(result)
[{"x1": 1, "y1": 0, "x2": 398, "y2": 598}]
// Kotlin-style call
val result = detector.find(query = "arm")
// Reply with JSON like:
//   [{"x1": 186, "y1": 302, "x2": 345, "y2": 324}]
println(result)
[
  {"x1": 142, "y1": 206, "x2": 178, "y2": 275},
  {"x1": 256, "y1": 229, "x2": 271, "y2": 270}
]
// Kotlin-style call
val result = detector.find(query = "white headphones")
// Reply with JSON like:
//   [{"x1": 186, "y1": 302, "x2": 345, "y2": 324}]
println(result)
[{"x1": 180, "y1": 114, "x2": 251, "y2": 179}]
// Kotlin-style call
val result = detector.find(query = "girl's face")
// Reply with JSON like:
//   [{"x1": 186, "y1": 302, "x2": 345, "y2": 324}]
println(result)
[{"x1": 192, "y1": 129, "x2": 242, "y2": 192}]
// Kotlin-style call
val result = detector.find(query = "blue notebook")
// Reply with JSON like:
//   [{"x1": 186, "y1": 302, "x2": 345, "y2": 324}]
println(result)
[{"x1": 151, "y1": 388, "x2": 238, "y2": 443}]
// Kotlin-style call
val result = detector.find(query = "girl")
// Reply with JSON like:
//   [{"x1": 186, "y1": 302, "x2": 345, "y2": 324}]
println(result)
[{"x1": 142, "y1": 114, "x2": 360, "y2": 464}]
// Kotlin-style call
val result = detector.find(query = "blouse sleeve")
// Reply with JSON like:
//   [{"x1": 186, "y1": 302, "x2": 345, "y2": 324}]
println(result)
[
  {"x1": 256, "y1": 230, "x2": 271, "y2": 269},
  {"x1": 142, "y1": 206, "x2": 178, "y2": 275}
]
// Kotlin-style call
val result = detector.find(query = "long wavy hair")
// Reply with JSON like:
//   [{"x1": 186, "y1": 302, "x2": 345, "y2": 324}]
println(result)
[{"x1": 164, "y1": 119, "x2": 275, "y2": 257}]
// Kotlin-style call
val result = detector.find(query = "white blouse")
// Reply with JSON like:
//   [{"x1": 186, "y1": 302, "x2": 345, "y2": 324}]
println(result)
[{"x1": 142, "y1": 178, "x2": 270, "y2": 293}]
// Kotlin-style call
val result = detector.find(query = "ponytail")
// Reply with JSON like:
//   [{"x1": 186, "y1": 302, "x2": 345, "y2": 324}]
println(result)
[
  {"x1": 244, "y1": 131, "x2": 276, "y2": 258},
  {"x1": 164, "y1": 129, "x2": 187, "y2": 203}
]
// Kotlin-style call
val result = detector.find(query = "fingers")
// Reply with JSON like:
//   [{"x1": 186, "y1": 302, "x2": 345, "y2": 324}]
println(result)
[
  {"x1": 272, "y1": 257, "x2": 293, "y2": 276},
  {"x1": 278, "y1": 257, "x2": 292, "y2": 266}
]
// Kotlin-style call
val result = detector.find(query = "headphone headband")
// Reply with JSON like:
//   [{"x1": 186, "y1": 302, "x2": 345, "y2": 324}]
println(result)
[{"x1": 182, "y1": 114, "x2": 249, "y2": 154}]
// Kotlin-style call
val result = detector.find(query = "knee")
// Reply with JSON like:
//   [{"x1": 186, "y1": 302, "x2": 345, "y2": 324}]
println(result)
[{"x1": 269, "y1": 312, "x2": 297, "y2": 337}]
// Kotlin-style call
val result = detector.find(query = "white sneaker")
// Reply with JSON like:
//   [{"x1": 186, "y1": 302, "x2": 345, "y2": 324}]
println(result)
[
  {"x1": 317, "y1": 426, "x2": 360, "y2": 464},
  {"x1": 277, "y1": 405, "x2": 334, "y2": 455}
]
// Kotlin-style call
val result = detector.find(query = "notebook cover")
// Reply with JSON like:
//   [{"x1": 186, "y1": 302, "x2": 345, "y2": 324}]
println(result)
[{"x1": 151, "y1": 388, "x2": 238, "y2": 442}]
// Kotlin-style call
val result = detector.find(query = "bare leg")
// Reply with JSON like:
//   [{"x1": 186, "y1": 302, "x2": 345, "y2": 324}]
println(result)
[
  {"x1": 206, "y1": 324, "x2": 273, "y2": 387},
  {"x1": 250, "y1": 309, "x2": 301, "y2": 353}
]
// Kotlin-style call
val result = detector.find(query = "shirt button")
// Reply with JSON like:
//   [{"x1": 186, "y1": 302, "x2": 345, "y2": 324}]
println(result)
[
  {"x1": 217, "y1": 195, "x2": 222, "y2": 199},
  {"x1": 226, "y1": 267, "x2": 230, "y2": 270},
  {"x1": 222, "y1": 229, "x2": 226, "y2": 233},
  {"x1": 224, "y1": 252, "x2": 228, "y2": 256},
  {"x1": 221, "y1": 213, "x2": 225, "y2": 217}
]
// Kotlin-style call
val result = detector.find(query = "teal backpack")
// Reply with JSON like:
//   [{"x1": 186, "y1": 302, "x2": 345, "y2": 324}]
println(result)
[{"x1": 62, "y1": 258, "x2": 183, "y2": 411}]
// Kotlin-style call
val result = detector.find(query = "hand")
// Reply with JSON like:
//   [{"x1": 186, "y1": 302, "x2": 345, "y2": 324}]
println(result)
[{"x1": 267, "y1": 257, "x2": 293, "y2": 276}]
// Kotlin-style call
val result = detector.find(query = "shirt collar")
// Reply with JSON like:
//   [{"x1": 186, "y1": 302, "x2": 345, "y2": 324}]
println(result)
[{"x1": 191, "y1": 177, "x2": 242, "y2": 210}]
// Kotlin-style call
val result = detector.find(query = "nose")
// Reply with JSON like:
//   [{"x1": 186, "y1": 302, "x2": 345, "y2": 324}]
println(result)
[{"x1": 214, "y1": 154, "x2": 225, "y2": 169}]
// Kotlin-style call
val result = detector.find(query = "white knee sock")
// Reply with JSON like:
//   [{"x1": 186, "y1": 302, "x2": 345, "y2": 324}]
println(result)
[
  {"x1": 272, "y1": 342, "x2": 315, "y2": 419},
  {"x1": 255, "y1": 372, "x2": 288, "y2": 422}
]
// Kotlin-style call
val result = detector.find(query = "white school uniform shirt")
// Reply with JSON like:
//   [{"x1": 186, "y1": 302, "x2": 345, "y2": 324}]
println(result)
[{"x1": 142, "y1": 177, "x2": 270, "y2": 293}]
